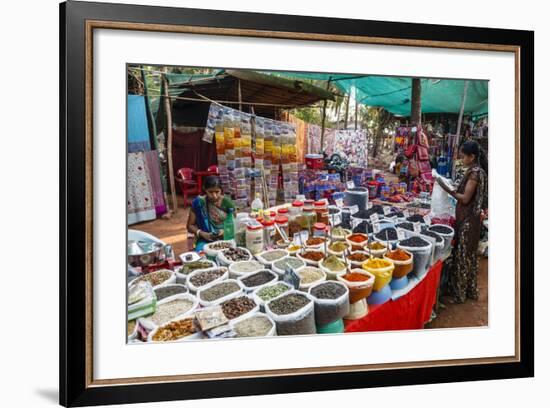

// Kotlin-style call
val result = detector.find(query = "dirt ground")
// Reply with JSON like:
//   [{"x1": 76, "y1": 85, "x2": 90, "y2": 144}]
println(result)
[{"x1": 132, "y1": 195, "x2": 488, "y2": 329}]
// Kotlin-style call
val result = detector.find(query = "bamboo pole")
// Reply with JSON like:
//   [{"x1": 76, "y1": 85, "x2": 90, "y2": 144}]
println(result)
[
  {"x1": 161, "y1": 68, "x2": 178, "y2": 214},
  {"x1": 354, "y1": 97, "x2": 358, "y2": 130}
]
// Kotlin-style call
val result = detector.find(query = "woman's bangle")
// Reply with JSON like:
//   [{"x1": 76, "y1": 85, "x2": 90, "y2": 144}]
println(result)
[{"x1": 196, "y1": 229, "x2": 202, "y2": 239}]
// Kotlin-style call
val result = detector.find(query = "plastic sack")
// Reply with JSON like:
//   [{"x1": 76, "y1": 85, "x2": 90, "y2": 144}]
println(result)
[
  {"x1": 336, "y1": 268, "x2": 375, "y2": 303},
  {"x1": 219, "y1": 294, "x2": 261, "y2": 324},
  {"x1": 308, "y1": 281, "x2": 350, "y2": 326},
  {"x1": 139, "y1": 293, "x2": 199, "y2": 328},
  {"x1": 197, "y1": 279, "x2": 245, "y2": 307},
  {"x1": 397, "y1": 240, "x2": 432, "y2": 278},
  {"x1": 265, "y1": 291, "x2": 316, "y2": 335},
  {"x1": 231, "y1": 312, "x2": 277, "y2": 337},
  {"x1": 237, "y1": 269, "x2": 278, "y2": 293},
  {"x1": 252, "y1": 281, "x2": 294, "y2": 311},
  {"x1": 428, "y1": 224, "x2": 455, "y2": 255},
  {"x1": 383, "y1": 250, "x2": 414, "y2": 279},
  {"x1": 174, "y1": 259, "x2": 216, "y2": 284},
  {"x1": 362, "y1": 261, "x2": 394, "y2": 291},
  {"x1": 186, "y1": 267, "x2": 229, "y2": 294},
  {"x1": 431, "y1": 173, "x2": 454, "y2": 217},
  {"x1": 228, "y1": 260, "x2": 264, "y2": 279}
]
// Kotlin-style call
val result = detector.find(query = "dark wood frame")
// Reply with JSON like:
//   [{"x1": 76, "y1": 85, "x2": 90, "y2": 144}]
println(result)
[{"x1": 60, "y1": 1, "x2": 534, "y2": 406}]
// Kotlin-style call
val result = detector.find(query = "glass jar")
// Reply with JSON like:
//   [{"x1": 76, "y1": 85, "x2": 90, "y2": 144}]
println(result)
[
  {"x1": 314, "y1": 200, "x2": 329, "y2": 225},
  {"x1": 277, "y1": 207, "x2": 289, "y2": 216},
  {"x1": 246, "y1": 222, "x2": 264, "y2": 255},
  {"x1": 288, "y1": 201, "x2": 303, "y2": 237},
  {"x1": 274, "y1": 215, "x2": 289, "y2": 242},
  {"x1": 261, "y1": 219, "x2": 276, "y2": 249}
]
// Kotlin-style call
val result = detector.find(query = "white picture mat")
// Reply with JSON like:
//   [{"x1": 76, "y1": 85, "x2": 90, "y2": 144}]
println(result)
[{"x1": 94, "y1": 29, "x2": 515, "y2": 380}]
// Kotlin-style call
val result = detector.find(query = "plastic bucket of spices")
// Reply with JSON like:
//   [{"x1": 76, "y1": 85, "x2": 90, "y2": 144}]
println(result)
[
  {"x1": 397, "y1": 236, "x2": 432, "y2": 278},
  {"x1": 271, "y1": 256, "x2": 306, "y2": 278},
  {"x1": 231, "y1": 312, "x2": 277, "y2": 337},
  {"x1": 237, "y1": 269, "x2": 278, "y2": 293},
  {"x1": 197, "y1": 279, "x2": 245, "y2": 307},
  {"x1": 383, "y1": 249, "x2": 414, "y2": 279},
  {"x1": 337, "y1": 268, "x2": 375, "y2": 304},
  {"x1": 252, "y1": 281, "x2": 294, "y2": 311},
  {"x1": 308, "y1": 280, "x2": 350, "y2": 327},
  {"x1": 186, "y1": 266, "x2": 228, "y2": 294},
  {"x1": 265, "y1": 290, "x2": 316, "y2": 335},
  {"x1": 362, "y1": 258, "x2": 394, "y2": 292}
]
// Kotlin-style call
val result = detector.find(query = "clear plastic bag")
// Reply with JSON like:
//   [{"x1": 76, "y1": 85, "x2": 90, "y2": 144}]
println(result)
[
  {"x1": 308, "y1": 281, "x2": 350, "y2": 326},
  {"x1": 265, "y1": 291, "x2": 316, "y2": 335}
]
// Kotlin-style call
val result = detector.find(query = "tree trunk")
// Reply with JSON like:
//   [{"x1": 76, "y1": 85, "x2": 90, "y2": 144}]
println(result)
[
  {"x1": 344, "y1": 96, "x2": 350, "y2": 129},
  {"x1": 411, "y1": 78, "x2": 422, "y2": 126}
]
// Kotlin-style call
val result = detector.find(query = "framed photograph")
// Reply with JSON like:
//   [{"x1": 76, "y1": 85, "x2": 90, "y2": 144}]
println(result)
[{"x1": 60, "y1": 0, "x2": 534, "y2": 406}]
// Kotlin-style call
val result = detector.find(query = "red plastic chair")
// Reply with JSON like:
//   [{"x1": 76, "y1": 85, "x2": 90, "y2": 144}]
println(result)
[
  {"x1": 176, "y1": 168, "x2": 198, "y2": 207},
  {"x1": 206, "y1": 165, "x2": 219, "y2": 174}
]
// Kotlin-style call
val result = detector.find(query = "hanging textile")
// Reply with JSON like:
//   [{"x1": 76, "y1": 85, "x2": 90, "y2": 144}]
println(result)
[
  {"x1": 331, "y1": 129, "x2": 369, "y2": 167},
  {"x1": 143, "y1": 150, "x2": 167, "y2": 216},
  {"x1": 128, "y1": 152, "x2": 156, "y2": 225},
  {"x1": 127, "y1": 94, "x2": 152, "y2": 153}
]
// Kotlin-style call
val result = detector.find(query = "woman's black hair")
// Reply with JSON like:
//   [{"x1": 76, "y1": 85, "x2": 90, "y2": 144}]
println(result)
[
  {"x1": 461, "y1": 140, "x2": 488, "y2": 174},
  {"x1": 203, "y1": 175, "x2": 223, "y2": 191}
]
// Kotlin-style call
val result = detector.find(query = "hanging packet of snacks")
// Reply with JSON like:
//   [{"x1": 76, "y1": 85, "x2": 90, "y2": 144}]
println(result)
[
  {"x1": 202, "y1": 103, "x2": 223, "y2": 143},
  {"x1": 282, "y1": 123, "x2": 299, "y2": 201},
  {"x1": 263, "y1": 119, "x2": 273, "y2": 180},
  {"x1": 270, "y1": 122, "x2": 282, "y2": 206}
]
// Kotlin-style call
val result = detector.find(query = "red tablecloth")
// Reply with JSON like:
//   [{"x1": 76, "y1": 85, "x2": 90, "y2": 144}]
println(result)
[{"x1": 344, "y1": 260, "x2": 442, "y2": 332}]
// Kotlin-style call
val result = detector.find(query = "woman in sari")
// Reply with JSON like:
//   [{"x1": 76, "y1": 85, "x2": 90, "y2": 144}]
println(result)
[
  {"x1": 186, "y1": 175, "x2": 235, "y2": 252},
  {"x1": 437, "y1": 140, "x2": 488, "y2": 303}
]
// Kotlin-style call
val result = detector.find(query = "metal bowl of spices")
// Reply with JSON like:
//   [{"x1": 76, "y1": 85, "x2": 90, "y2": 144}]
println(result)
[{"x1": 127, "y1": 240, "x2": 166, "y2": 267}]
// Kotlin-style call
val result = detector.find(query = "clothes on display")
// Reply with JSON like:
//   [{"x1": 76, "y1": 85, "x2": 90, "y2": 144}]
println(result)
[{"x1": 128, "y1": 152, "x2": 157, "y2": 224}]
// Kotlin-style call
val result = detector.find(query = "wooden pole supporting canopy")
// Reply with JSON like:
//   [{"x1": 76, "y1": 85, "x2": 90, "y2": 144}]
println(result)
[{"x1": 162, "y1": 67, "x2": 178, "y2": 214}]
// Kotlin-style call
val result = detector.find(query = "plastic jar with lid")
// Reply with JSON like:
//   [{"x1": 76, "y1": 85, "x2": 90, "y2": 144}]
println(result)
[
  {"x1": 274, "y1": 215, "x2": 290, "y2": 242},
  {"x1": 277, "y1": 207, "x2": 289, "y2": 216},
  {"x1": 289, "y1": 201, "x2": 304, "y2": 237},
  {"x1": 246, "y1": 222, "x2": 264, "y2": 255},
  {"x1": 313, "y1": 222, "x2": 327, "y2": 237},
  {"x1": 235, "y1": 213, "x2": 250, "y2": 247},
  {"x1": 314, "y1": 200, "x2": 329, "y2": 225},
  {"x1": 261, "y1": 219, "x2": 276, "y2": 249},
  {"x1": 300, "y1": 202, "x2": 316, "y2": 234}
]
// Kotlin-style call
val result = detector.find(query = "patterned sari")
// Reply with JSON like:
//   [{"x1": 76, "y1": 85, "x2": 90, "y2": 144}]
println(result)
[
  {"x1": 191, "y1": 196, "x2": 235, "y2": 251},
  {"x1": 448, "y1": 165, "x2": 487, "y2": 303}
]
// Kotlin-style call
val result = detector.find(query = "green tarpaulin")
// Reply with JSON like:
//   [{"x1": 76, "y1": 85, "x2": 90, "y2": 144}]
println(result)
[{"x1": 260, "y1": 71, "x2": 488, "y2": 117}]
